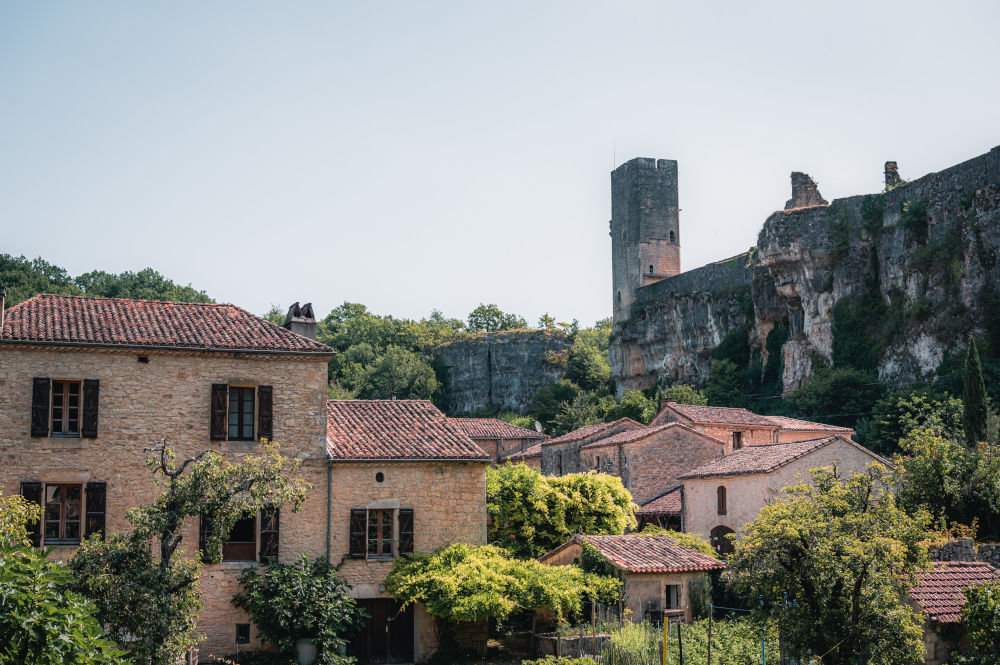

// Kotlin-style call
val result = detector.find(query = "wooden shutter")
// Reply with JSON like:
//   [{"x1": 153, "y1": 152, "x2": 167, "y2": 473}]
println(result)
[
  {"x1": 398, "y1": 509, "x2": 414, "y2": 555},
  {"x1": 31, "y1": 377, "x2": 50, "y2": 437},
  {"x1": 85, "y1": 482, "x2": 106, "y2": 539},
  {"x1": 350, "y1": 509, "x2": 367, "y2": 558},
  {"x1": 20, "y1": 482, "x2": 43, "y2": 546},
  {"x1": 210, "y1": 384, "x2": 228, "y2": 441},
  {"x1": 81, "y1": 379, "x2": 100, "y2": 438},
  {"x1": 260, "y1": 507, "x2": 279, "y2": 560},
  {"x1": 257, "y1": 385, "x2": 273, "y2": 441},
  {"x1": 717, "y1": 486, "x2": 727, "y2": 515}
]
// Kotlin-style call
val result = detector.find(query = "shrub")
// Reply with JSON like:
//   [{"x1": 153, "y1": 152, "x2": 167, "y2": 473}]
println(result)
[
  {"x1": 523, "y1": 657, "x2": 596, "y2": 665},
  {"x1": 233, "y1": 555, "x2": 366, "y2": 665}
]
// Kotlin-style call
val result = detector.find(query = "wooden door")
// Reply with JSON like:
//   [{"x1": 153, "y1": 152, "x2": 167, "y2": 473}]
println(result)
[{"x1": 351, "y1": 599, "x2": 414, "y2": 664}]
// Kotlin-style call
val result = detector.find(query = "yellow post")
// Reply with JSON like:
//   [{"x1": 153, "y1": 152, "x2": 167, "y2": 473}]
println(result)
[{"x1": 662, "y1": 618, "x2": 669, "y2": 665}]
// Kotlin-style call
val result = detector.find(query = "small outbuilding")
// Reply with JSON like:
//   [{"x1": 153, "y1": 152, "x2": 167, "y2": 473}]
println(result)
[{"x1": 538, "y1": 534, "x2": 724, "y2": 622}]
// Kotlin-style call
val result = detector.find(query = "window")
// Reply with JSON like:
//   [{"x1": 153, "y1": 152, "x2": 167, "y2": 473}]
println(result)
[
  {"x1": 732, "y1": 430, "x2": 743, "y2": 450},
  {"x1": 236, "y1": 624, "x2": 251, "y2": 645},
  {"x1": 210, "y1": 384, "x2": 272, "y2": 442},
  {"x1": 44, "y1": 484, "x2": 82, "y2": 544},
  {"x1": 595, "y1": 455, "x2": 601, "y2": 470},
  {"x1": 665, "y1": 584, "x2": 680, "y2": 610},
  {"x1": 228, "y1": 387, "x2": 255, "y2": 441},
  {"x1": 649, "y1": 264, "x2": 654, "y2": 274},
  {"x1": 201, "y1": 508, "x2": 279, "y2": 563},
  {"x1": 717, "y1": 486, "x2": 727, "y2": 515},
  {"x1": 51, "y1": 381, "x2": 81, "y2": 435},
  {"x1": 349, "y1": 508, "x2": 414, "y2": 559},
  {"x1": 669, "y1": 231, "x2": 676, "y2": 243},
  {"x1": 223, "y1": 514, "x2": 257, "y2": 561}
]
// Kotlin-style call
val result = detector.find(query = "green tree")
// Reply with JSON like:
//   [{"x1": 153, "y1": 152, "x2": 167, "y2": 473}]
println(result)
[
  {"x1": 74, "y1": 268, "x2": 211, "y2": 303},
  {"x1": 552, "y1": 394, "x2": 601, "y2": 435},
  {"x1": 661, "y1": 384, "x2": 708, "y2": 406},
  {"x1": 538, "y1": 312, "x2": 558, "y2": 331},
  {"x1": 533, "y1": 379, "x2": 581, "y2": 432},
  {"x1": 726, "y1": 465, "x2": 930, "y2": 665},
  {"x1": 965, "y1": 336, "x2": 990, "y2": 445},
  {"x1": 0, "y1": 491, "x2": 42, "y2": 547},
  {"x1": 0, "y1": 254, "x2": 82, "y2": 304},
  {"x1": 486, "y1": 464, "x2": 635, "y2": 559},
  {"x1": 868, "y1": 389, "x2": 964, "y2": 456},
  {"x1": 566, "y1": 343, "x2": 610, "y2": 391},
  {"x1": 962, "y1": 579, "x2": 1000, "y2": 662},
  {"x1": 787, "y1": 366, "x2": 884, "y2": 429},
  {"x1": 69, "y1": 442, "x2": 308, "y2": 665},
  {"x1": 600, "y1": 390, "x2": 656, "y2": 424},
  {"x1": 467, "y1": 303, "x2": 527, "y2": 332},
  {"x1": 234, "y1": 555, "x2": 367, "y2": 665},
  {"x1": 264, "y1": 304, "x2": 285, "y2": 325},
  {"x1": 362, "y1": 345, "x2": 439, "y2": 400},
  {"x1": 704, "y1": 359, "x2": 745, "y2": 407},
  {"x1": 384, "y1": 543, "x2": 619, "y2": 624}
]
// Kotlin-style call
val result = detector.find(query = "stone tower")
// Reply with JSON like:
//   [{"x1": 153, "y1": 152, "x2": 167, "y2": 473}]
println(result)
[{"x1": 610, "y1": 158, "x2": 680, "y2": 322}]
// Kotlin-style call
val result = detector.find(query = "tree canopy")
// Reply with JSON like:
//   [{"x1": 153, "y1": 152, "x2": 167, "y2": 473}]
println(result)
[
  {"x1": 726, "y1": 465, "x2": 930, "y2": 665},
  {"x1": 467, "y1": 303, "x2": 528, "y2": 332}
]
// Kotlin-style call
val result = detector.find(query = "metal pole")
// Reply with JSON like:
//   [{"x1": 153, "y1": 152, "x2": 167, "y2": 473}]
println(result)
[
  {"x1": 676, "y1": 621, "x2": 684, "y2": 665},
  {"x1": 662, "y1": 618, "x2": 668, "y2": 665}
]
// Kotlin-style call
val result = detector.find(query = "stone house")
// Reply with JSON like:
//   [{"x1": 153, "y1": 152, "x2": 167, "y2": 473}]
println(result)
[
  {"x1": 651, "y1": 400, "x2": 854, "y2": 450},
  {"x1": 0, "y1": 294, "x2": 334, "y2": 655},
  {"x1": 326, "y1": 399, "x2": 491, "y2": 664},
  {"x1": 576, "y1": 423, "x2": 725, "y2": 504},
  {"x1": 449, "y1": 417, "x2": 546, "y2": 465},
  {"x1": 504, "y1": 442, "x2": 542, "y2": 469},
  {"x1": 678, "y1": 435, "x2": 886, "y2": 555},
  {"x1": 540, "y1": 418, "x2": 643, "y2": 475},
  {"x1": 909, "y1": 561, "x2": 1000, "y2": 665},
  {"x1": 538, "y1": 535, "x2": 724, "y2": 623}
]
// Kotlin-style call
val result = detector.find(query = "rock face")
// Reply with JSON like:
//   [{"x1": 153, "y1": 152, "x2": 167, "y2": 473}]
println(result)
[
  {"x1": 612, "y1": 145, "x2": 1000, "y2": 395},
  {"x1": 433, "y1": 331, "x2": 570, "y2": 415}
]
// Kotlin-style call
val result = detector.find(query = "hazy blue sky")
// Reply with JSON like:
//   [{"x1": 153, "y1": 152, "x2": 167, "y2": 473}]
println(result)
[{"x1": 2, "y1": 2, "x2": 998, "y2": 326}]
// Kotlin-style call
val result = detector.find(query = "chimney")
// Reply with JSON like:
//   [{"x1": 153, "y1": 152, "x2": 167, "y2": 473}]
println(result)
[{"x1": 283, "y1": 302, "x2": 317, "y2": 340}]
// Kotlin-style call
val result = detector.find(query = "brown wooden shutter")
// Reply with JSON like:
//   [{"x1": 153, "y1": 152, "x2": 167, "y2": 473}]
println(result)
[
  {"x1": 398, "y1": 509, "x2": 414, "y2": 555},
  {"x1": 257, "y1": 385, "x2": 273, "y2": 441},
  {"x1": 85, "y1": 482, "x2": 106, "y2": 539},
  {"x1": 20, "y1": 482, "x2": 43, "y2": 546},
  {"x1": 350, "y1": 509, "x2": 367, "y2": 558},
  {"x1": 210, "y1": 384, "x2": 228, "y2": 441},
  {"x1": 81, "y1": 379, "x2": 100, "y2": 438},
  {"x1": 717, "y1": 486, "x2": 727, "y2": 515},
  {"x1": 31, "y1": 377, "x2": 50, "y2": 437},
  {"x1": 260, "y1": 506, "x2": 279, "y2": 561}
]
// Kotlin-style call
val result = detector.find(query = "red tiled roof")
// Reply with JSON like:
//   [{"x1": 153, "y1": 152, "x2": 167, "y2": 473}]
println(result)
[
  {"x1": 765, "y1": 416, "x2": 854, "y2": 433},
  {"x1": 580, "y1": 422, "x2": 726, "y2": 451},
  {"x1": 911, "y1": 562, "x2": 1000, "y2": 624},
  {"x1": 450, "y1": 418, "x2": 546, "y2": 440},
  {"x1": 505, "y1": 442, "x2": 543, "y2": 459},
  {"x1": 1, "y1": 294, "x2": 332, "y2": 354},
  {"x1": 545, "y1": 535, "x2": 724, "y2": 574},
  {"x1": 637, "y1": 488, "x2": 683, "y2": 516},
  {"x1": 545, "y1": 418, "x2": 643, "y2": 446},
  {"x1": 657, "y1": 403, "x2": 777, "y2": 427},
  {"x1": 326, "y1": 400, "x2": 490, "y2": 461},
  {"x1": 678, "y1": 435, "x2": 885, "y2": 479}
]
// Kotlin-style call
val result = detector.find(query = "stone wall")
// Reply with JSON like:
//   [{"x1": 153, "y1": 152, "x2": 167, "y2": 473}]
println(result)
[
  {"x1": 928, "y1": 538, "x2": 1000, "y2": 569},
  {"x1": 433, "y1": 331, "x2": 570, "y2": 415},
  {"x1": 540, "y1": 420, "x2": 643, "y2": 476}
]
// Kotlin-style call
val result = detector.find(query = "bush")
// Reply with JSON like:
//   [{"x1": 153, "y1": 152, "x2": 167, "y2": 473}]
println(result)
[
  {"x1": 523, "y1": 657, "x2": 596, "y2": 665},
  {"x1": 233, "y1": 555, "x2": 367, "y2": 665}
]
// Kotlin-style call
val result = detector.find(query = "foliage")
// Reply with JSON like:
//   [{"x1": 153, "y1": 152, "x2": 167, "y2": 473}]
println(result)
[
  {"x1": 384, "y1": 543, "x2": 620, "y2": 623},
  {"x1": 467, "y1": 303, "x2": 528, "y2": 332},
  {"x1": 0, "y1": 491, "x2": 42, "y2": 548},
  {"x1": 486, "y1": 464, "x2": 636, "y2": 559},
  {"x1": 726, "y1": 465, "x2": 930, "y2": 665},
  {"x1": 961, "y1": 579, "x2": 1000, "y2": 660},
  {"x1": 69, "y1": 442, "x2": 308, "y2": 665},
  {"x1": 263, "y1": 305, "x2": 285, "y2": 325},
  {"x1": 895, "y1": 430, "x2": 1000, "y2": 540},
  {"x1": 233, "y1": 555, "x2": 366, "y2": 665},
  {"x1": 660, "y1": 384, "x2": 707, "y2": 406},
  {"x1": 362, "y1": 345, "x2": 440, "y2": 400},
  {"x1": 599, "y1": 390, "x2": 658, "y2": 424},
  {"x1": 786, "y1": 366, "x2": 884, "y2": 429},
  {"x1": 0, "y1": 545, "x2": 125, "y2": 665},
  {"x1": 567, "y1": 343, "x2": 611, "y2": 392},
  {"x1": 900, "y1": 199, "x2": 930, "y2": 242},
  {"x1": 704, "y1": 360, "x2": 746, "y2": 408},
  {"x1": 69, "y1": 534, "x2": 202, "y2": 664},
  {"x1": 553, "y1": 394, "x2": 602, "y2": 435},
  {"x1": 965, "y1": 337, "x2": 990, "y2": 445},
  {"x1": 867, "y1": 388, "x2": 963, "y2": 456},
  {"x1": 0, "y1": 253, "x2": 212, "y2": 306},
  {"x1": 522, "y1": 657, "x2": 595, "y2": 665},
  {"x1": 533, "y1": 380, "x2": 583, "y2": 432},
  {"x1": 635, "y1": 524, "x2": 718, "y2": 559}
]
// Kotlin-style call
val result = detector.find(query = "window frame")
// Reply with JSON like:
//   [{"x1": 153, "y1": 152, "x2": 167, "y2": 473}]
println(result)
[
  {"x1": 227, "y1": 386, "x2": 256, "y2": 442},
  {"x1": 731, "y1": 430, "x2": 743, "y2": 450},
  {"x1": 43, "y1": 483, "x2": 83, "y2": 545},
  {"x1": 367, "y1": 508, "x2": 395, "y2": 559},
  {"x1": 50, "y1": 380, "x2": 82, "y2": 437}
]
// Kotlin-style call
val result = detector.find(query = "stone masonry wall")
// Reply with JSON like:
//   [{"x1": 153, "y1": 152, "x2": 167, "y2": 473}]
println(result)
[
  {"x1": 0, "y1": 344, "x2": 331, "y2": 656},
  {"x1": 540, "y1": 420, "x2": 644, "y2": 476}
]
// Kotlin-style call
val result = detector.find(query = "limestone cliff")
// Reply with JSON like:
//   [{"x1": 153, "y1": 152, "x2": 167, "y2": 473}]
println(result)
[
  {"x1": 433, "y1": 331, "x2": 570, "y2": 415},
  {"x1": 612, "y1": 145, "x2": 1000, "y2": 395}
]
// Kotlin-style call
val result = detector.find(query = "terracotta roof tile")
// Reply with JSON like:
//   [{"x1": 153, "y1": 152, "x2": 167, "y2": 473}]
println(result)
[
  {"x1": 637, "y1": 488, "x2": 683, "y2": 516},
  {"x1": 544, "y1": 418, "x2": 643, "y2": 446},
  {"x1": 765, "y1": 416, "x2": 854, "y2": 433},
  {"x1": 505, "y1": 442, "x2": 543, "y2": 459},
  {"x1": 911, "y1": 562, "x2": 1000, "y2": 624},
  {"x1": 1, "y1": 294, "x2": 332, "y2": 354},
  {"x1": 580, "y1": 422, "x2": 726, "y2": 451},
  {"x1": 553, "y1": 535, "x2": 724, "y2": 573},
  {"x1": 658, "y1": 403, "x2": 777, "y2": 427},
  {"x1": 678, "y1": 435, "x2": 885, "y2": 479},
  {"x1": 326, "y1": 400, "x2": 490, "y2": 461},
  {"x1": 450, "y1": 418, "x2": 546, "y2": 440}
]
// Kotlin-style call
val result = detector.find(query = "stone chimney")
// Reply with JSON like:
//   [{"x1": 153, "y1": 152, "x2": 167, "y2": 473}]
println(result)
[
  {"x1": 784, "y1": 172, "x2": 828, "y2": 210},
  {"x1": 283, "y1": 302, "x2": 317, "y2": 340},
  {"x1": 885, "y1": 161, "x2": 904, "y2": 190}
]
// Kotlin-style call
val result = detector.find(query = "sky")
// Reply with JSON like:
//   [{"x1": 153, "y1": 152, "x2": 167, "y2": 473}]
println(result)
[{"x1": 2, "y1": 2, "x2": 998, "y2": 327}]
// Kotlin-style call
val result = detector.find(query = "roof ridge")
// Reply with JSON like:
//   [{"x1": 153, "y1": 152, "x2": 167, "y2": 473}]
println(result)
[{"x1": 22, "y1": 293, "x2": 228, "y2": 307}]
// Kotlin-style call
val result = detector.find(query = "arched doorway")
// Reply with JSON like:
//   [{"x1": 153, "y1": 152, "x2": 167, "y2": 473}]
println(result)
[{"x1": 710, "y1": 525, "x2": 735, "y2": 557}]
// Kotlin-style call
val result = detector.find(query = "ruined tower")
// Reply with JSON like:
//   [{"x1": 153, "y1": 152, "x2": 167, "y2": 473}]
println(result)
[{"x1": 610, "y1": 158, "x2": 680, "y2": 322}]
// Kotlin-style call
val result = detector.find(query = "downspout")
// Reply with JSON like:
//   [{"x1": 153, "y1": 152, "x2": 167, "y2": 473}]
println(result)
[{"x1": 326, "y1": 455, "x2": 332, "y2": 561}]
